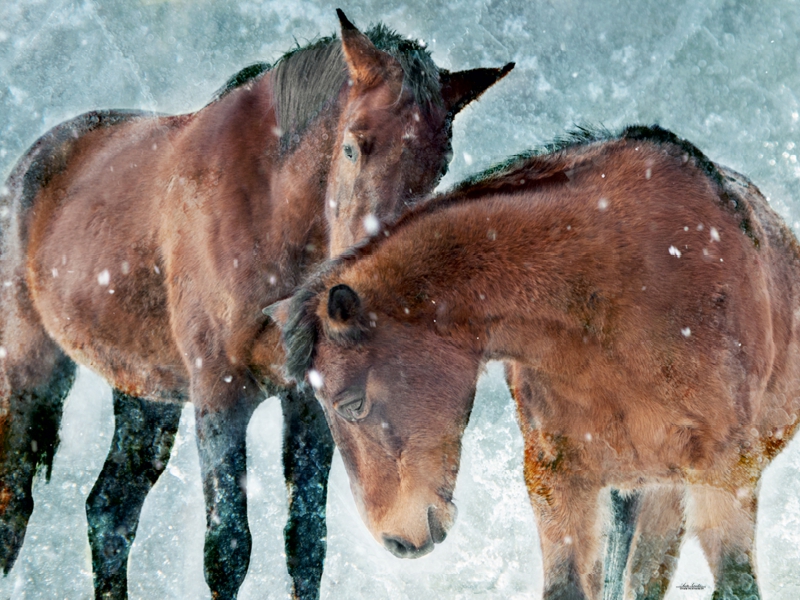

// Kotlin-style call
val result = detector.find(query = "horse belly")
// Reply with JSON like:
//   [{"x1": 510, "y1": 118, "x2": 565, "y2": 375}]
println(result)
[
  {"x1": 519, "y1": 302, "x2": 773, "y2": 487},
  {"x1": 31, "y1": 241, "x2": 188, "y2": 400},
  {"x1": 24, "y1": 142, "x2": 189, "y2": 401}
]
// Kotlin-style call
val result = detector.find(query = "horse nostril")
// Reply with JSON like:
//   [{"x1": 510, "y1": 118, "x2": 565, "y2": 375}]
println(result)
[
  {"x1": 383, "y1": 535, "x2": 408, "y2": 557},
  {"x1": 427, "y1": 505, "x2": 448, "y2": 544},
  {"x1": 381, "y1": 534, "x2": 432, "y2": 559}
]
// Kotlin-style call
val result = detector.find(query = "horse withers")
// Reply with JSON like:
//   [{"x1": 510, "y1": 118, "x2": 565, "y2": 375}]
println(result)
[
  {"x1": 0, "y1": 9, "x2": 512, "y2": 599},
  {"x1": 272, "y1": 126, "x2": 799, "y2": 599}
]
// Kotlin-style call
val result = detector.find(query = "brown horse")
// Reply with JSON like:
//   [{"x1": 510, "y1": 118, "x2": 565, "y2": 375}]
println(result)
[
  {"x1": 0, "y1": 10, "x2": 512, "y2": 599},
  {"x1": 273, "y1": 125, "x2": 800, "y2": 600}
]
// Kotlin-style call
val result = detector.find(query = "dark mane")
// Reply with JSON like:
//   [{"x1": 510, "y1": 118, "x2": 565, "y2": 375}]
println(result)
[
  {"x1": 452, "y1": 125, "x2": 611, "y2": 190},
  {"x1": 453, "y1": 124, "x2": 732, "y2": 190},
  {"x1": 213, "y1": 62, "x2": 272, "y2": 101},
  {"x1": 447, "y1": 124, "x2": 759, "y2": 242},
  {"x1": 214, "y1": 24, "x2": 441, "y2": 150},
  {"x1": 277, "y1": 124, "x2": 743, "y2": 380}
]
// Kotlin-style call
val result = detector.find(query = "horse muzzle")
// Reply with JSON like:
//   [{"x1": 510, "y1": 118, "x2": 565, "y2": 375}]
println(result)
[
  {"x1": 381, "y1": 533, "x2": 433, "y2": 558},
  {"x1": 380, "y1": 501, "x2": 457, "y2": 558}
]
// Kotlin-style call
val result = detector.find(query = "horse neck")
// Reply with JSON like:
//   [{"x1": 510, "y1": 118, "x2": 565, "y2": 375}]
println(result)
[
  {"x1": 260, "y1": 72, "x2": 343, "y2": 252},
  {"x1": 349, "y1": 195, "x2": 579, "y2": 361},
  {"x1": 155, "y1": 73, "x2": 348, "y2": 335},
  {"x1": 190, "y1": 74, "x2": 343, "y2": 285}
]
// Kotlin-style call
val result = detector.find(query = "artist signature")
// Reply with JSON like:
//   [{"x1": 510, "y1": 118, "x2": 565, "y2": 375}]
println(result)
[{"x1": 677, "y1": 583, "x2": 707, "y2": 591}]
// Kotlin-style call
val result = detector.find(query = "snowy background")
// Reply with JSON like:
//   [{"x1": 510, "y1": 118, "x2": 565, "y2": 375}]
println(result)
[{"x1": 2, "y1": 0, "x2": 800, "y2": 598}]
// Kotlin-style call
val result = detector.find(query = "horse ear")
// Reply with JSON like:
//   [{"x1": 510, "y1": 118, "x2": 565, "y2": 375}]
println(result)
[
  {"x1": 328, "y1": 284, "x2": 362, "y2": 323},
  {"x1": 440, "y1": 62, "x2": 515, "y2": 117},
  {"x1": 337, "y1": 9, "x2": 401, "y2": 88},
  {"x1": 263, "y1": 298, "x2": 291, "y2": 328}
]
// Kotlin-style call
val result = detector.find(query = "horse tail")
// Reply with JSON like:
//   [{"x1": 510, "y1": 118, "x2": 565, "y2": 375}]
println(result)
[{"x1": 0, "y1": 109, "x2": 146, "y2": 574}]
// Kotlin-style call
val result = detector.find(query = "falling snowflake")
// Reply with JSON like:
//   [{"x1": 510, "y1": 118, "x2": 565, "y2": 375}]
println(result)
[
  {"x1": 363, "y1": 214, "x2": 379, "y2": 235},
  {"x1": 308, "y1": 369, "x2": 324, "y2": 389}
]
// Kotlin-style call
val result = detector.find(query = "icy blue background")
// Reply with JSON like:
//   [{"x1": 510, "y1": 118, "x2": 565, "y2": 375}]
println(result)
[{"x1": 2, "y1": 1, "x2": 800, "y2": 598}]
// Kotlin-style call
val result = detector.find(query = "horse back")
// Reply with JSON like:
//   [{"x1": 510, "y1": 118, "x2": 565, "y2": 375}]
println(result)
[
  {"x1": 2, "y1": 78, "x2": 309, "y2": 399},
  {"x1": 2, "y1": 110, "x2": 162, "y2": 257}
]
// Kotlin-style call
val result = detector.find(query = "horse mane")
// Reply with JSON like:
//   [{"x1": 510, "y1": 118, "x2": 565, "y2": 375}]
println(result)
[
  {"x1": 213, "y1": 24, "x2": 441, "y2": 150},
  {"x1": 452, "y1": 124, "x2": 728, "y2": 191},
  {"x1": 213, "y1": 62, "x2": 273, "y2": 100},
  {"x1": 278, "y1": 124, "x2": 738, "y2": 381}
]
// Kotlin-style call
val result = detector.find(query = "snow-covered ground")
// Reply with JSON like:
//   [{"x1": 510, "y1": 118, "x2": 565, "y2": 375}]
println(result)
[{"x1": 2, "y1": 1, "x2": 800, "y2": 598}]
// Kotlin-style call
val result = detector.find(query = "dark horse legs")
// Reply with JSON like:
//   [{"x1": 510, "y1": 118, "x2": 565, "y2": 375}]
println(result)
[
  {"x1": 604, "y1": 487, "x2": 686, "y2": 600},
  {"x1": 604, "y1": 490, "x2": 642, "y2": 600},
  {"x1": 86, "y1": 380, "x2": 334, "y2": 600},
  {"x1": 195, "y1": 396, "x2": 257, "y2": 600},
  {"x1": 86, "y1": 390, "x2": 182, "y2": 600},
  {"x1": 195, "y1": 382, "x2": 334, "y2": 600},
  {"x1": 0, "y1": 351, "x2": 75, "y2": 574},
  {"x1": 625, "y1": 487, "x2": 685, "y2": 600},
  {"x1": 281, "y1": 385, "x2": 336, "y2": 600}
]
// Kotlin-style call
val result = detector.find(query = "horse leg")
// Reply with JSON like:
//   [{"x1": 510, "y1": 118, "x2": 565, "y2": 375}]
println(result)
[
  {"x1": 0, "y1": 319, "x2": 76, "y2": 574},
  {"x1": 688, "y1": 484, "x2": 760, "y2": 600},
  {"x1": 603, "y1": 489, "x2": 642, "y2": 600},
  {"x1": 526, "y1": 476, "x2": 604, "y2": 600},
  {"x1": 510, "y1": 365, "x2": 602, "y2": 598},
  {"x1": 195, "y1": 395, "x2": 258, "y2": 600},
  {"x1": 624, "y1": 486, "x2": 685, "y2": 600},
  {"x1": 280, "y1": 385, "x2": 335, "y2": 600},
  {"x1": 85, "y1": 390, "x2": 182, "y2": 600}
]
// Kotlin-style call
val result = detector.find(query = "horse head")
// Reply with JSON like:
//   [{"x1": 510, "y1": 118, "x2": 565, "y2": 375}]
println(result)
[
  {"x1": 270, "y1": 281, "x2": 481, "y2": 558},
  {"x1": 326, "y1": 10, "x2": 514, "y2": 255}
]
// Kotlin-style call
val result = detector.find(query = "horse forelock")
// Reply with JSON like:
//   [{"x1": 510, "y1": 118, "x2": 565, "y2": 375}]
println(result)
[
  {"x1": 283, "y1": 287, "x2": 320, "y2": 382},
  {"x1": 282, "y1": 246, "x2": 380, "y2": 381},
  {"x1": 364, "y1": 23, "x2": 441, "y2": 109}
]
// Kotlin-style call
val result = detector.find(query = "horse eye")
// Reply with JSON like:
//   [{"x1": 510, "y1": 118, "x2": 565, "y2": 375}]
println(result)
[
  {"x1": 343, "y1": 143, "x2": 357, "y2": 162},
  {"x1": 335, "y1": 394, "x2": 367, "y2": 421}
]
